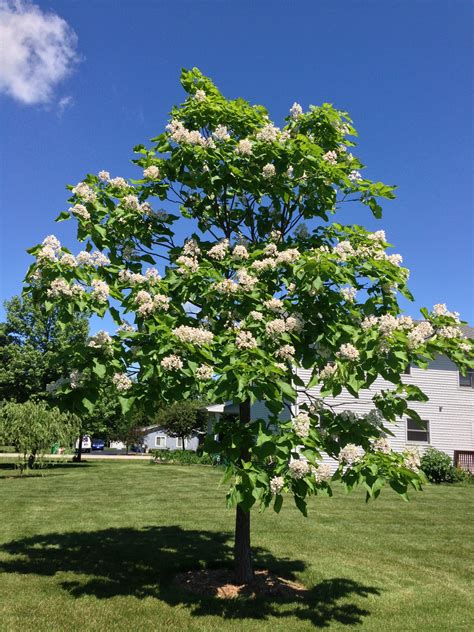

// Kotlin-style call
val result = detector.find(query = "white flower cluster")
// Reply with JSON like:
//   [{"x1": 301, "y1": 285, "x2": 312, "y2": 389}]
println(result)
[
  {"x1": 289, "y1": 459, "x2": 310, "y2": 479},
  {"x1": 292, "y1": 412, "x2": 310, "y2": 438},
  {"x1": 265, "y1": 318, "x2": 287, "y2": 336},
  {"x1": 160, "y1": 354, "x2": 183, "y2": 371},
  {"x1": 232, "y1": 244, "x2": 249, "y2": 259},
  {"x1": 361, "y1": 314, "x2": 414, "y2": 336},
  {"x1": 368, "y1": 230, "x2": 386, "y2": 242},
  {"x1": 236, "y1": 139, "x2": 253, "y2": 155},
  {"x1": 332, "y1": 240, "x2": 355, "y2": 261},
  {"x1": 322, "y1": 150, "x2": 338, "y2": 165},
  {"x1": 98, "y1": 170, "x2": 110, "y2": 181},
  {"x1": 348, "y1": 170, "x2": 363, "y2": 182},
  {"x1": 72, "y1": 182, "x2": 96, "y2": 203},
  {"x1": 118, "y1": 321, "x2": 135, "y2": 333},
  {"x1": 319, "y1": 363, "x2": 337, "y2": 380},
  {"x1": 60, "y1": 253, "x2": 77, "y2": 267},
  {"x1": 166, "y1": 119, "x2": 211, "y2": 146},
  {"x1": 336, "y1": 343, "x2": 360, "y2": 361},
  {"x1": 183, "y1": 239, "x2": 201, "y2": 256},
  {"x1": 312, "y1": 463, "x2": 332, "y2": 483},
  {"x1": 47, "y1": 278, "x2": 82, "y2": 298},
  {"x1": 215, "y1": 279, "x2": 237, "y2": 294},
  {"x1": 91, "y1": 279, "x2": 109, "y2": 302},
  {"x1": 69, "y1": 369, "x2": 82, "y2": 389},
  {"x1": 340, "y1": 286, "x2": 357, "y2": 302},
  {"x1": 236, "y1": 330, "x2": 257, "y2": 349},
  {"x1": 236, "y1": 269, "x2": 258, "y2": 290},
  {"x1": 122, "y1": 194, "x2": 141, "y2": 211},
  {"x1": 136, "y1": 291, "x2": 170, "y2": 315},
  {"x1": 403, "y1": 447, "x2": 420, "y2": 471},
  {"x1": 270, "y1": 476, "x2": 285, "y2": 494},
  {"x1": 208, "y1": 239, "x2": 229, "y2": 260},
  {"x1": 212, "y1": 125, "x2": 230, "y2": 141},
  {"x1": 112, "y1": 373, "x2": 132, "y2": 392},
  {"x1": 144, "y1": 165, "x2": 161, "y2": 180},
  {"x1": 251, "y1": 258, "x2": 277, "y2": 273},
  {"x1": 194, "y1": 89, "x2": 206, "y2": 102},
  {"x1": 264, "y1": 298, "x2": 284, "y2": 312},
  {"x1": 196, "y1": 364, "x2": 214, "y2": 380},
  {"x1": 438, "y1": 326, "x2": 463, "y2": 339},
  {"x1": 76, "y1": 251, "x2": 110, "y2": 267},
  {"x1": 37, "y1": 235, "x2": 61, "y2": 262},
  {"x1": 70, "y1": 204, "x2": 90, "y2": 221},
  {"x1": 373, "y1": 437, "x2": 391, "y2": 453},
  {"x1": 289, "y1": 102, "x2": 303, "y2": 119},
  {"x1": 172, "y1": 325, "x2": 214, "y2": 346},
  {"x1": 286, "y1": 315, "x2": 304, "y2": 333},
  {"x1": 249, "y1": 310, "x2": 263, "y2": 322},
  {"x1": 108, "y1": 176, "x2": 129, "y2": 190},
  {"x1": 338, "y1": 443, "x2": 361, "y2": 465},
  {"x1": 432, "y1": 303, "x2": 460, "y2": 322},
  {"x1": 176, "y1": 255, "x2": 199, "y2": 274},
  {"x1": 88, "y1": 330, "x2": 112, "y2": 349},
  {"x1": 407, "y1": 321, "x2": 434, "y2": 349},
  {"x1": 262, "y1": 163, "x2": 276, "y2": 179},
  {"x1": 275, "y1": 344, "x2": 295, "y2": 361},
  {"x1": 386, "y1": 254, "x2": 403, "y2": 266},
  {"x1": 256, "y1": 124, "x2": 280, "y2": 142}
]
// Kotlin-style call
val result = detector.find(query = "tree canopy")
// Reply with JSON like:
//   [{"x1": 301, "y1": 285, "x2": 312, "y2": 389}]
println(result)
[
  {"x1": 25, "y1": 68, "x2": 473, "y2": 581},
  {"x1": 0, "y1": 295, "x2": 89, "y2": 402}
]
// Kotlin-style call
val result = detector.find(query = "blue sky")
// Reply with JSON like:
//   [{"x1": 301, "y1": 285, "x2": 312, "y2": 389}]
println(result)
[{"x1": 1, "y1": 0, "x2": 473, "y2": 329}]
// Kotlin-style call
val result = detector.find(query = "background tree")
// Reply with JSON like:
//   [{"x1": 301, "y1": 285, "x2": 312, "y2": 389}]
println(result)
[
  {"x1": 25, "y1": 68, "x2": 473, "y2": 583},
  {"x1": 0, "y1": 295, "x2": 89, "y2": 402},
  {"x1": 0, "y1": 401, "x2": 79, "y2": 473},
  {"x1": 154, "y1": 400, "x2": 208, "y2": 450}
]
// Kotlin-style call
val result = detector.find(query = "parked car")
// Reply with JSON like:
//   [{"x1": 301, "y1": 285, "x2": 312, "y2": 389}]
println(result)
[
  {"x1": 91, "y1": 438, "x2": 105, "y2": 451},
  {"x1": 75, "y1": 435, "x2": 92, "y2": 453}
]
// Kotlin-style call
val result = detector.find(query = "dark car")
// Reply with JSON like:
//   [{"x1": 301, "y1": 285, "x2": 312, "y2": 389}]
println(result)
[{"x1": 91, "y1": 438, "x2": 105, "y2": 451}]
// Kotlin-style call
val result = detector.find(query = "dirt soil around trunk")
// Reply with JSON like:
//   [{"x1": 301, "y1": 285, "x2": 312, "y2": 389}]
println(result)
[{"x1": 174, "y1": 568, "x2": 308, "y2": 599}]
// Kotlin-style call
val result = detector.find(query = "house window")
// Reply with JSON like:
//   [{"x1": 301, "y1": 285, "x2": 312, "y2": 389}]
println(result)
[
  {"x1": 155, "y1": 436, "x2": 166, "y2": 448},
  {"x1": 407, "y1": 419, "x2": 429, "y2": 443},
  {"x1": 459, "y1": 369, "x2": 473, "y2": 388},
  {"x1": 176, "y1": 437, "x2": 187, "y2": 449}
]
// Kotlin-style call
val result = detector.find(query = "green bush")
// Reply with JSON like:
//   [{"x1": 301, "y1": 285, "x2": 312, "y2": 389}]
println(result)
[
  {"x1": 150, "y1": 449, "x2": 213, "y2": 466},
  {"x1": 420, "y1": 448, "x2": 457, "y2": 484}
]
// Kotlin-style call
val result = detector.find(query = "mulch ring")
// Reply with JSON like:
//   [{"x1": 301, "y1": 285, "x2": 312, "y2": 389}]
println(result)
[{"x1": 174, "y1": 568, "x2": 308, "y2": 600}]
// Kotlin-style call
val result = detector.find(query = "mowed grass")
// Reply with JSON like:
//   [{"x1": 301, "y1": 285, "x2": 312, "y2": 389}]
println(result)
[{"x1": 0, "y1": 460, "x2": 472, "y2": 632}]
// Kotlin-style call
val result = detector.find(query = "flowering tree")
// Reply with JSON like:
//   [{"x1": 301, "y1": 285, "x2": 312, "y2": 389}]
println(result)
[{"x1": 26, "y1": 68, "x2": 473, "y2": 583}]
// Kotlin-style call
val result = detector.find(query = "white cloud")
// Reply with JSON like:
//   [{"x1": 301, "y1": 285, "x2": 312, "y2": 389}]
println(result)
[
  {"x1": 0, "y1": 0, "x2": 79, "y2": 105},
  {"x1": 58, "y1": 94, "x2": 73, "y2": 113}
]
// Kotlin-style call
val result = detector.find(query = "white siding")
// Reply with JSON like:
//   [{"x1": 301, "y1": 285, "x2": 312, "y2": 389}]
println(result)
[{"x1": 297, "y1": 355, "x2": 474, "y2": 467}]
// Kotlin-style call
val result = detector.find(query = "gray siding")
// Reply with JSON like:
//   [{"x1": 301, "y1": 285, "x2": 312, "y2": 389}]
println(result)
[
  {"x1": 142, "y1": 427, "x2": 200, "y2": 451},
  {"x1": 296, "y1": 355, "x2": 474, "y2": 468}
]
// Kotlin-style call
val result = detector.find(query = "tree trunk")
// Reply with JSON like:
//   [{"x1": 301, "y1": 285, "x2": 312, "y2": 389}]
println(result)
[
  {"x1": 181, "y1": 435, "x2": 186, "y2": 451},
  {"x1": 27, "y1": 450, "x2": 37, "y2": 470},
  {"x1": 233, "y1": 400, "x2": 254, "y2": 584},
  {"x1": 76, "y1": 435, "x2": 82, "y2": 462}
]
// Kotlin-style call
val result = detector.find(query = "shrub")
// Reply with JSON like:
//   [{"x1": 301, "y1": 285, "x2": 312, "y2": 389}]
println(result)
[
  {"x1": 0, "y1": 401, "x2": 79, "y2": 474},
  {"x1": 420, "y1": 447, "x2": 457, "y2": 484},
  {"x1": 150, "y1": 449, "x2": 213, "y2": 466}
]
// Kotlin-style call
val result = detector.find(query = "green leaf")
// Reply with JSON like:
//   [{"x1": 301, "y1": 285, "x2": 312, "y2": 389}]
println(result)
[
  {"x1": 294, "y1": 495, "x2": 307, "y2": 517},
  {"x1": 274, "y1": 494, "x2": 283, "y2": 513}
]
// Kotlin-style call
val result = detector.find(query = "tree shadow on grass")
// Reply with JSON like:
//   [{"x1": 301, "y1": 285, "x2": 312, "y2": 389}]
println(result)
[{"x1": 0, "y1": 526, "x2": 380, "y2": 627}]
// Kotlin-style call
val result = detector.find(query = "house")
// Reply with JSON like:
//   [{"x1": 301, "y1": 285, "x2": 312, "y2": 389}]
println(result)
[
  {"x1": 142, "y1": 326, "x2": 474, "y2": 467},
  {"x1": 141, "y1": 426, "x2": 201, "y2": 452}
]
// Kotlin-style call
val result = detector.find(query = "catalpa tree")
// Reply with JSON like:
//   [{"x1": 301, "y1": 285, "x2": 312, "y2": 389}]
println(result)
[{"x1": 26, "y1": 68, "x2": 473, "y2": 583}]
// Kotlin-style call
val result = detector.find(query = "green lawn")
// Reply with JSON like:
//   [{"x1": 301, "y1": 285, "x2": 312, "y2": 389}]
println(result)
[{"x1": 0, "y1": 460, "x2": 472, "y2": 632}]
